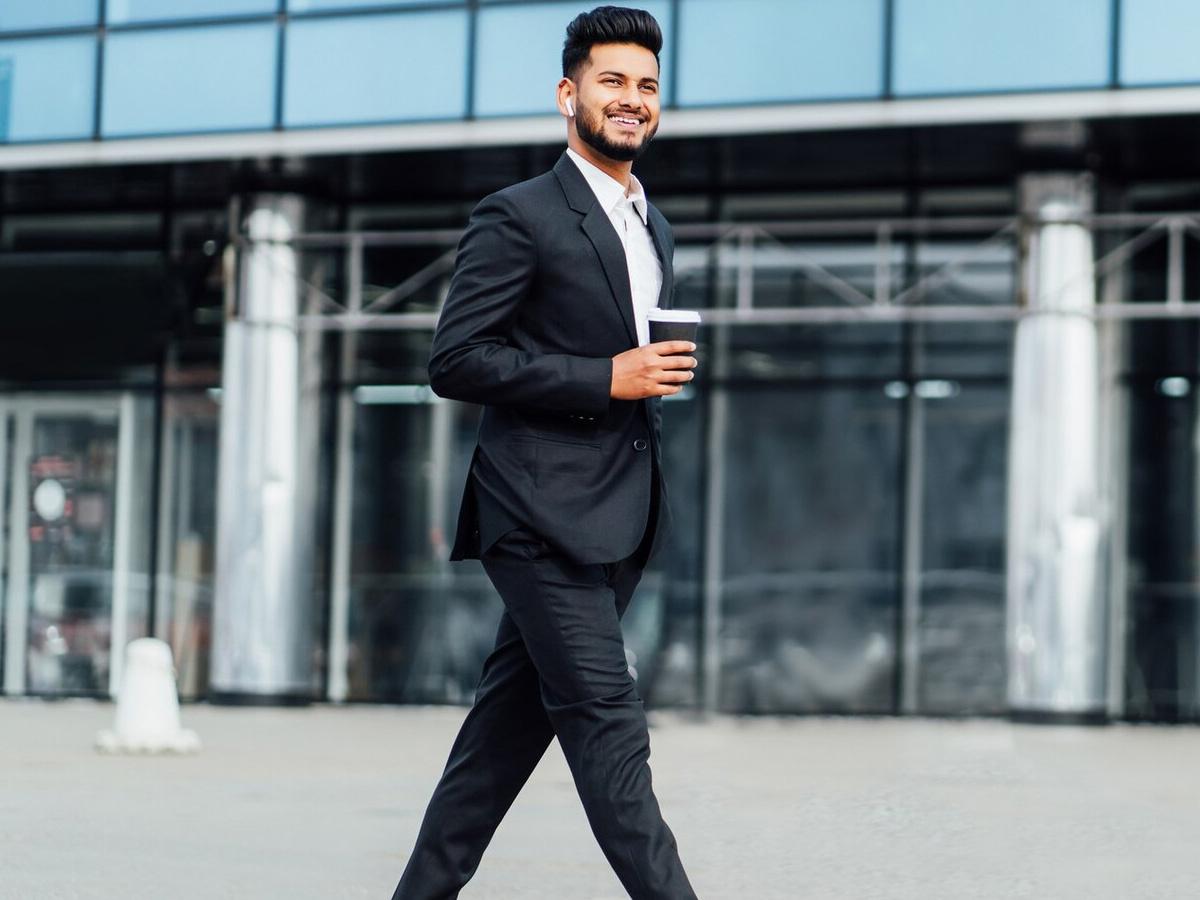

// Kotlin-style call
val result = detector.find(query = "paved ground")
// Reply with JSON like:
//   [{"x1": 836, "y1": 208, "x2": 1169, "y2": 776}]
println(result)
[{"x1": 0, "y1": 699, "x2": 1196, "y2": 899}]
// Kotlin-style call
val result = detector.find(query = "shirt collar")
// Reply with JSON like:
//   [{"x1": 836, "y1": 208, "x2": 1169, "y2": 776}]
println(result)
[{"x1": 566, "y1": 147, "x2": 649, "y2": 225}]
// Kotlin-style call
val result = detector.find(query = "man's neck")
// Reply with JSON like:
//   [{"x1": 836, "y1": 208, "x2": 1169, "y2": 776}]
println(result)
[{"x1": 566, "y1": 136, "x2": 633, "y2": 193}]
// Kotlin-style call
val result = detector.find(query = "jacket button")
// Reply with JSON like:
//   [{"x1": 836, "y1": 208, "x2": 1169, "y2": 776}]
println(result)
[{"x1": 633, "y1": 438, "x2": 648, "y2": 451}]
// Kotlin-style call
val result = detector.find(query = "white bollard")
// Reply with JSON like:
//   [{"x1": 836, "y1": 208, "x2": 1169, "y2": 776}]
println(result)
[{"x1": 96, "y1": 638, "x2": 201, "y2": 754}]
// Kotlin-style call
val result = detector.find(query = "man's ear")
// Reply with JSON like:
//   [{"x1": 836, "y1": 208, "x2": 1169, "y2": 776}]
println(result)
[{"x1": 557, "y1": 77, "x2": 575, "y2": 118}]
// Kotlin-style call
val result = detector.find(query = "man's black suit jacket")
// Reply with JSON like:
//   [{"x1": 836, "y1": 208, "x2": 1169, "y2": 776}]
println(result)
[{"x1": 428, "y1": 151, "x2": 676, "y2": 566}]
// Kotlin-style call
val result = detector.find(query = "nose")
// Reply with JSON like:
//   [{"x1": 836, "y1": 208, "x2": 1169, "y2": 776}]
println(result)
[{"x1": 618, "y1": 84, "x2": 642, "y2": 109}]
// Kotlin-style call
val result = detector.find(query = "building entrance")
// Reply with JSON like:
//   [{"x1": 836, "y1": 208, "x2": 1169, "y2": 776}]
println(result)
[{"x1": 0, "y1": 393, "x2": 148, "y2": 698}]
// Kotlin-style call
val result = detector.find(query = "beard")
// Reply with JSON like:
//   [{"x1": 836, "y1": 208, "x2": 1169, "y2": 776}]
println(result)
[{"x1": 574, "y1": 101, "x2": 658, "y2": 162}]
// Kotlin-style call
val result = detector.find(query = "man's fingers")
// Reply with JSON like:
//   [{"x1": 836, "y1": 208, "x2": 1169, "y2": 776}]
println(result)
[
  {"x1": 658, "y1": 355, "x2": 697, "y2": 369},
  {"x1": 663, "y1": 369, "x2": 694, "y2": 382},
  {"x1": 648, "y1": 340, "x2": 696, "y2": 355}
]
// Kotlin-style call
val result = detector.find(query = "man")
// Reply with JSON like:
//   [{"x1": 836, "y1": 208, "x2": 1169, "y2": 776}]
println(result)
[{"x1": 391, "y1": 7, "x2": 699, "y2": 898}]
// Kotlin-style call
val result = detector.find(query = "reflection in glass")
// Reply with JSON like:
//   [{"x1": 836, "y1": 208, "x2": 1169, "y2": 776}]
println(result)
[
  {"x1": 474, "y1": 0, "x2": 670, "y2": 117},
  {"x1": 103, "y1": 24, "x2": 276, "y2": 136},
  {"x1": 0, "y1": 0, "x2": 97, "y2": 31},
  {"x1": 1124, "y1": 321, "x2": 1200, "y2": 720},
  {"x1": 284, "y1": 11, "x2": 468, "y2": 127},
  {"x1": 724, "y1": 323, "x2": 903, "y2": 381},
  {"x1": 345, "y1": 394, "x2": 501, "y2": 702},
  {"x1": 156, "y1": 392, "x2": 220, "y2": 699},
  {"x1": 1121, "y1": 0, "x2": 1200, "y2": 86},
  {"x1": 910, "y1": 238, "x2": 1017, "y2": 378},
  {"x1": 106, "y1": 0, "x2": 275, "y2": 24},
  {"x1": 909, "y1": 238, "x2": 1017, "y2": 307},
  {"x1": 362, "y1": 242, "x2": 454, "y2": 315},
  {"x1": 632, "y1": 388, "x2": 702, "y2": 708},
  {"x1": 678, "y1": 0, "x2": 882, "y2": 106},
  {"x1": 13, "y1": 396, "x2": 158, "y2": 698},
  {"x1": 917, "y1": 384, "x2": 1008, "y2": 714},
  {"x1": 894, "y1": 0, "x2": 1109, "y2": 95},
  {"x1": 719, "y1": 384, "x2": 902, "y2": 713},
  {"x1": 0, "y1": 36, "x2": 95, "y2": 142},
  {"x1": 24, "y1": 413, "x2": 120, "y2": 694}
]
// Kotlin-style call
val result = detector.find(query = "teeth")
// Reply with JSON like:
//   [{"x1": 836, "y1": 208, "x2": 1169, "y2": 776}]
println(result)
[{"x1": 609, "y1": 115, "x2": 640, "y2": 125}]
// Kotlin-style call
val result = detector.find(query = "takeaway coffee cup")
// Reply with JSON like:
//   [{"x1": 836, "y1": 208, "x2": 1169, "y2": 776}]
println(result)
[{"x1": 647, "y1": 308, "x2": 701, "y2": 355}]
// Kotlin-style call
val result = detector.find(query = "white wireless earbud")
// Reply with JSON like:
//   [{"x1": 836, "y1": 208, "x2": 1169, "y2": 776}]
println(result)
[{"x1": 565, "y1": 98, "x2": 575, "y2": 117}]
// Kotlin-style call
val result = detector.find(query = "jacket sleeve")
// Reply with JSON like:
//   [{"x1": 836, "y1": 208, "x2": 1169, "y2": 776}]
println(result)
[{"x1": 427, "y1": 191, "x2": 613, "y2": 417}]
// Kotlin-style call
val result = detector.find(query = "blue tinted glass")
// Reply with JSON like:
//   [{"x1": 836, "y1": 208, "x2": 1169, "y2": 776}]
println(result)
[
  {"x1": 106, "y1": 0, "x2": 276, "y2": 24},
  {"x1": 1121, "y1": 0, "x2": 1200, "y2": 85},
  {"x1": 0, "y1": 60, "x2": 8, "y2": 137},
  {"x1": 102, "y1": 24, "x2": 276, "y2": 136},
  {"x1": 894, "y1": 0, "x2": 1109, "y2": 95},
  {"x1": 289, "y1": 0, "x2": 444, "y2": 10},
  {"x1": 475, "y1": 1, "x2": 670, "y2": 117},
  {"x1": 284, "y1": 11, "x2": 468, "y2": 126},
  {"x1": 0, "y1": 0, "x2": 97, "y2": 31},
  {"x1": 677, "y1": 0, "x2": 882, "y2": 105},
  {"x1": 0, "y1": 36, "x2": 95, "y2": 142}
]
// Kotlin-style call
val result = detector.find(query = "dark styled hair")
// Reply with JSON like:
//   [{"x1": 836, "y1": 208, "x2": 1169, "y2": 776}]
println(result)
[{"x1": 562, "y1": 6, "x2": 663, "y2": 80}]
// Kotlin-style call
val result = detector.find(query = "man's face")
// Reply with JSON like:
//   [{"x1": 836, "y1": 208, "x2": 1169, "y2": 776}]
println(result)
[{"x1": 570, "y1": 43, "x2": 661, "y2": 163}]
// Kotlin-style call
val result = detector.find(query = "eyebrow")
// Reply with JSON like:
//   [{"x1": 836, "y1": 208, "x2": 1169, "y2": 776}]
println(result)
[{"x1": 596, "y1": 70, "x2": 660, "y2": 86}]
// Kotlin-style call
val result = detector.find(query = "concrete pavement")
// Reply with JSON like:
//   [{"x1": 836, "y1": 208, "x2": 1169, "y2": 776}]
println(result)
[{"x1": 0, "y1": 699, "x2": 1196, "y2": 899}]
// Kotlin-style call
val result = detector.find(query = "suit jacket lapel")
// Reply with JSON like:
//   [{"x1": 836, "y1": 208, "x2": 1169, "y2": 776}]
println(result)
[
  {"x1": 647, "y1": 208, "x2": 673, "y2": 311},
  {"x1": 581, "y1": 209, "x2": 638, "y2": 345},
  {"x1": 555, "y1": 153, "x2": 639, "y2": 346}
]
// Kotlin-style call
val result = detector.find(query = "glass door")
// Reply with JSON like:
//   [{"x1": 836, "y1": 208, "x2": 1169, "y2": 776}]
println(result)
[{"x1": 0, "y1": 393, "x2": 152, "y2": 697}]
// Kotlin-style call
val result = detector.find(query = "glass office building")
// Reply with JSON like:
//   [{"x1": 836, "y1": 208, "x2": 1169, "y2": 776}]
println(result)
[{"x1": 2, "y1": 0, "x2": 1200, "y2": 720}]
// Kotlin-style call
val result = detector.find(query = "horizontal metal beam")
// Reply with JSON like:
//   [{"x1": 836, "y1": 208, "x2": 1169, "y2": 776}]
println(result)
[
  {"x1": 229, "y1": 301, "x2": 1200, "y2": 332},
  {"x1": 250, "y1": 212, "x2": 1196, "y2": 249},
  {"x1": 220, "y1": 210, "x2": 1200, "y2": 330},
  {"x1": 7, "y1": 84, "x2": 1200, "y2": 171}
]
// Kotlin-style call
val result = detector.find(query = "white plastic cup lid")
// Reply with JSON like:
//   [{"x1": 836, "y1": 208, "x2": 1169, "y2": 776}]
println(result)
[{"x1": 647, "y1": 308, "x2": 701, "y2": 323}]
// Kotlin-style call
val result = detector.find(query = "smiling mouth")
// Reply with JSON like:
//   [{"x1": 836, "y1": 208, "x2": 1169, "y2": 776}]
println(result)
[{"x1": 607, "y1": 114, "x2": 643, "y2": 130}]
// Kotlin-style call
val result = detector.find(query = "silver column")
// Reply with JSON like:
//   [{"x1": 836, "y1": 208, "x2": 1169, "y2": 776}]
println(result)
[
  {"x1": 1006, "y1": 173, "x2": 1108, "y2": 717},
  {"x1": 211, "y1": 195, "x2": 321, "y2": 702}
]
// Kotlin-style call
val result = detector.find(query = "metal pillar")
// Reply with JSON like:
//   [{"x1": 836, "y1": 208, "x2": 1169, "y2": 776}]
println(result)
[
  {"x1": 211, "y1": 195, "x2": 321, "y2": 703},
  {"x1": 1006, "y1": 173, "x2": 1109, "y2": 719},
  {"x1": 699, "y1": 240, "x2": 738, "y2": 714}
]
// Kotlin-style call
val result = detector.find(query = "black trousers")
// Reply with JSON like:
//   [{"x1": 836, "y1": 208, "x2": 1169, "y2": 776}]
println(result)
[{"x1": 391, "y1": 468, "x2": 697, "y2": 899}]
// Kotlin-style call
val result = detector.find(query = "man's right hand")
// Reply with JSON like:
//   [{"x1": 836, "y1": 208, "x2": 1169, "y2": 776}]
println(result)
[{"x1": 610, "y1": 341, "x2": 698, "y2": 400}]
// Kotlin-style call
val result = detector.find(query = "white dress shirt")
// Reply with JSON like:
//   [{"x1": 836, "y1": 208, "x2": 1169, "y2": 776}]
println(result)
[{"x1": 566, "y1": 148, "x2": 663, "y2": 347}]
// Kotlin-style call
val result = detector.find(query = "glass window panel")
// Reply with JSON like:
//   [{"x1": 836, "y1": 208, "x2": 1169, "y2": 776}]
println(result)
[
  {"x1": 0, "y1": 36, "x2": 95, "y2": 142},
  {"x1": 474, "y1": 1, "x2": 670, "y2": 117},
  {"x1": 284, "y1": 11, "x2": 467, "y2": 126},
  {"x1": 910, "y1": 238, "x2": 1018, "y2": 379},
  {"x1": 914, "y1": 321, "x2": 1013, "y2": 381},
  {"x1": 102, "y1": 24, "x2": 276, "y2": 137},
  {"x1": 345, "y1": 396, "x2": 503, "y2": 704},
  {"x1": 289, "y1": 0, "x2": 444, "y2": 10},
  {"x1": 720, "y1": 382, "x2": 901, "y2": 714},
  {"x1": 106, "y1": 0, "x2": 276, "y2": 24},
  {"x1": 157, "y1": 391, "x2": 221, "y2": 700},
  {"x1": 1124, "y1": 364, "x2": 1200, "y2": 720},
  {"x1": 0, "y1": 0, "x2": 97, "y2": 31},
  {"x1": 636, "y1": 387, "x2": 702, "y2": 709},
  {"x1": 24, "y1": 411, "x2": 120, "y2": 695},
  {"x1": 741, "y1": 240, "x2": 895, "y2": 310},
  {"x1": 917, "y1": 383, "x2": 1009, "y2": 714},
  {"x1": 677, "y1": 0, "x2": 882, "y2": 106},
  {"x1": 16, "y1": 396, "x2": 156, "y2": 698},
  {"x1": 894, "y1": 0, "x2": 1109, "y2": 95},
  {"x1": 1121, "y1": 0, "x2": 1200, "y2": 86}
]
